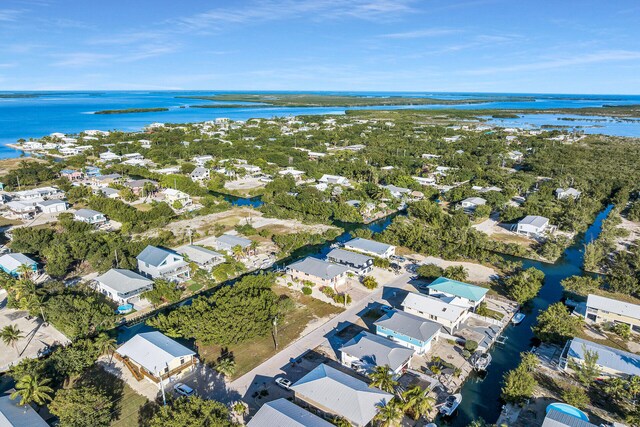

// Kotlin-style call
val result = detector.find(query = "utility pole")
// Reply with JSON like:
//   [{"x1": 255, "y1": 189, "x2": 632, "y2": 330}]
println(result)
[
  {"x1": 158, "y1": 368, "x2": 167, "y2": 406},
  {"x1": 273, "y1": 316, "x2": 278, "y2": 350}
]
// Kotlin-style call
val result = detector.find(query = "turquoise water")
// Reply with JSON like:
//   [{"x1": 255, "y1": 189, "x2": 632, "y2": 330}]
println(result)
[
  {"x1": 2, "y1": 91, "x2": 640, "y2": 158},
  {"x1": 546, "y1": 403, "x2": 590, "y2": 421}
]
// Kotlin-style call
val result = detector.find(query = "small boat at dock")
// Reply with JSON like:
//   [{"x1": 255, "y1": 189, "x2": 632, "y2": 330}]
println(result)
[
  {"x1": 472, "y1": 352, "x2": 492, "y2": 371},
  {"x1": 511, "y1": 312, "x2": 525, "y2": 325},
  {"x1": 439, "y1": 393, "x2": 462, "y2": 416}
]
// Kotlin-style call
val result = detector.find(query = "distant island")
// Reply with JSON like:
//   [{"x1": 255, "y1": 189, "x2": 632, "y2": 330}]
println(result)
[
  {"x1": 94, "y1": 107, "x2": 169, "y2": 115},
  {"x1": 190, "y1": 104, "x2": 267, "y2": 109},
  {"x1": 0, "y1": 93, "x2": 40, "y2": 99},
  {"x1": 177, "y1": 93, "x2": 534, "y2": 107}
]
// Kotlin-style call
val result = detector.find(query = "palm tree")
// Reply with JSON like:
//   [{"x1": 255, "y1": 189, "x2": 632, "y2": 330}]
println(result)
[
  {"x1": 214, "y1": 357, "x2": 236, "y2": 378},
  {"x1": 10, "y1": 374, "x2": 53, "y2": 406},
  {"x1": 231, "y1": 245, "x2": 244, "y2": 261},
  {"x1": 16, "y1": 263, "x2": 33, "y2": 279},
  {"x1": 628, "y1": 375, "x2": 640, "y2": 401},
  {"x1": 374, "y1": 399, "x2": 403, "y2": 427},
  {"x1": 249, "y1": 241, "x2": 259, "y2": 256},
  {"x1": 94, "y1": 332, "x2": 117, "y2": 363},
  {"x1": 603, "y1": 377, "x2": 629, "y2": 401},
  {"x1": 1, "y1": 324, "x2": 23, "y2": 355},
  {"x1": 368, "y1": 366, "x2": 397, "y2": 393},
  {"x1": 401, "y1": 386, "x2": 435, "y2": 420},
  {"x1": 331, "y1": 416, "x2": 352, "y2": 427}
]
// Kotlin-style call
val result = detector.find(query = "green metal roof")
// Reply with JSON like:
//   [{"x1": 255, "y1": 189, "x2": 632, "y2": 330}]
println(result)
[{"x1": 427, "y1": 276, "x2": 489, "y2": 302}]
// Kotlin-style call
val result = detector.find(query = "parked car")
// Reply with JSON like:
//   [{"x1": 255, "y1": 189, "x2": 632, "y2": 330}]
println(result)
[
  {"x1": 379, "y1": 304, "x2": 393, "y2": 313},
  {"x1": 275, "y1": 377, "x2": 292, "y2": 390},
  {"x1": 173, "y1": 383, "x2": 195, "y2": 397}
]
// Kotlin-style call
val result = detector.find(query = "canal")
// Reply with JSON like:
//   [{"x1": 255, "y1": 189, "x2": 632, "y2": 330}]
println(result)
[{"x1": 120, "y1": 192, "x2": 614, "y2": 425}]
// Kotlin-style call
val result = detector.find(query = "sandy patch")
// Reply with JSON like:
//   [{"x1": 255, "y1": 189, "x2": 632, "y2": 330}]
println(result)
[{"x1": 411, "y1": 254, "x2": 499, "y2": 283}]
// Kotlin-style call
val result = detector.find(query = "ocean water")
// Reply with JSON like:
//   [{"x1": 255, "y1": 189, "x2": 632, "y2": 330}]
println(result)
[{"x1": 1, "y1": 91, "x2": 639, "y2": 159}]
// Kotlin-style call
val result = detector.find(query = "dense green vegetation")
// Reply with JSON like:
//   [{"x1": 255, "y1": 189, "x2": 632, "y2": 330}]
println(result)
[{"x1": 94, "y1": 107, "x2": 169, "y2": 114}]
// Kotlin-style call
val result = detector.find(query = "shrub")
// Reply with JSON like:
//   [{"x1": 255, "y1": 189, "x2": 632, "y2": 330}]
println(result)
[
  {"x1": 321, "y1": 287, "x2": 336, "y2": 298},
  {"x1": 333, "y1": 293, "x2": 351, "y2": 305},
  {"x1": 373, "y1": 257, "x2": 390, "y2": 269},
  {"x1": 416, "y1": 264, "x2": 443, "y2": 280},
  {"x1": 302, "y1": 280, "x2": 314, "y2": 288},
  {"x1": 613, "y1": 322, "x2": 631, "y2": 339},
  {"x1": 301, "y1": 286, "x2": 312, "y2": 295},
  {"x1": 464, "y1": 340, "x2": 479, "y2": 353},
  {"x1": 562, "y1": 386, "x2": 589, "y2": 409},
  {"x1": 362, "y1": 276, "x2": 378, "y2": 290}
]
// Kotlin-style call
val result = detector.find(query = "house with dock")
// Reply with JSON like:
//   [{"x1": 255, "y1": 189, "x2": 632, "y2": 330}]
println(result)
[
  {"x1": 427, "y1": 277, "x2": 489, "y2": 310},
  {"x1": 401, "y1": 292, "x2": 468, "y2": 334},
  {"x1": 516, "y1": 215, "x2": 550, "y2": 237},
  {"x1": 94, "y1": 268, "x2": 154, "y2": 305},
  {"x1": 343, "y1": 237, "x2": 395, "y2": 259},
  {"x1": 326, "y1": 248, "x2": 373, "y2": 275},
  {"x1": 559, "y1": 337, "x2": 640, "y2": 378},
  {"x1": 340, "y1": 330, "x2": 414, "y2": 376},
  {"x1": 374, "y1": 309, "x2": 442, "y2": 354},
  {"x1": 136, "y1": 245, "x2": 190, "y2": 283},
  {"x1": 584, "y1": 294, "x2": 640, "y2": 334}
]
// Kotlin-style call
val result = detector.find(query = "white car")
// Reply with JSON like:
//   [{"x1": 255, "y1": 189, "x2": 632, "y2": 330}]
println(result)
[
  {"x1": 275, "y1": 377, "x2": 292, "y2": 390},
  {"x1": 173, "y1": 383, "x2": 195, "y2": 397}
]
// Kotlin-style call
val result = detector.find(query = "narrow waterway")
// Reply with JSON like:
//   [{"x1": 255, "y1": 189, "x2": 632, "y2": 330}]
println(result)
[{"x1": 119, "y1": 192, "x2": 614, "y2": 425}]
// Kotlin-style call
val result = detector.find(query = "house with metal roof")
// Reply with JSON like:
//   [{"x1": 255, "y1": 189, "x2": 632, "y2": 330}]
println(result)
[
  {"x1": 162, "y1": 188, "x2": 192, "y2": 208},
  {"x1": 214, "y1": 233, "x2": 253, "y2": 253},
  {"x1": 115, "y1": 331, "x2": 197, "y2": 387},
  {"x1": 287, "y1": 257, "x2": 349, "y2": 289},
  {"x1": 0, "y1": 253, "x2": 38, "y2": 277},
  {"x1": 94, "y1": 269, "x2": 154, "y2": 305},
  {"x1": 401, "y1": 292, "x2": 468, "y2": 333},
  {"x1": 374, "y1": 309, "x2": 442, "y2": 354},
  {"x1": 136, "y1": 245, "x2": 190, "y2": 283},
  {"x1": 36, "y1": 199, "x2": 68, "y2": 214},
  {"x1": 291, "y1": 363, "x2": 392, "y2": 427},
  {"x1": 0, "y1": 395, "x2": 48, "y2": 427},
  {"x1": 516, "y1": 215, "x2": 550, "y2": 237},
  {"x1": 555, "y1": 187, "x2": 582, "y2": 200},
  {"x1": 381, "y1": 184, "x2": 411, "y2": 199},
  {"x1": 73, "y1": 208, "x2": 107, "y2": 226},
  {"x1": 247, "y1": 398, "x2": 333, "y2": 427},
  {"x1": 584, "y1": 294, "x2": 640, "y2": 334},
  {"x1": 326, "y1": 248, "x2": 373, "y2": 275},
  {"x1": 344, "y1": 238, "x2": 395, "y2": 259},
  {"x1": 427, "y1": 277, "x2": 489, "y2": 310},
  {"x1": 559, "y1": 337, "x2": 640, "y2": 378},
  {"x1": 176, "y1": 245, "x2": 225, "y2": 270},
  {"x1": 318, "y1": 174, "x2": 350, "y2": 186},
  {"x1": 541, "y1": 408, "x2": 597, "y2": 427},
  {"x1": 459, "y1": 197, "x2": 487, "y2": 213},
  {"x1": 190, "y1": 167, "x2": 210, "y2": 182},
  {"x1": 340, "y1": 331, "x2": 414, "y2": 375}
]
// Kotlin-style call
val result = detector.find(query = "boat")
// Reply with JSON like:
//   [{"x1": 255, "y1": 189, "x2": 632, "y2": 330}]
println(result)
[
  {"x1": 472, "y1": 352, "x2": 492, "y2": 371},
  {"x1": 439, "y1": 393, "x2": 462, "y2": 416},
  {"x1": 511, "y1": 312, "x2": 525, "y2": 324}
]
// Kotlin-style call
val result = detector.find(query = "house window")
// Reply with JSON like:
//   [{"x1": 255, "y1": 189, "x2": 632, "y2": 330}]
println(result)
[
  {"x1": 180, "y1": 357, "x2": 185, "y2": 365},
  {"x1": 164, "y1": 366, "x2": 169, "y2": 373}
]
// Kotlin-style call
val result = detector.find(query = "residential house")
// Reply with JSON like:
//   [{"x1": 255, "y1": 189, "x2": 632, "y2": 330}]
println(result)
[
  {"x1": 12, "y1": 186, "x2": 62, "y2": 201},
  {"x1": 427, "y1": 277, "x2": 489, "y2": 310},
  {"x1": 247, "y1": 398, "x2": 333, "y2": 427},
  {"x1": 74, "y1": 208, "x2": 108, "y2": 226},
  {"x1": 36, "y1": 199, "x2": 68, "y2": 214},
  {"x1": 516, "y1": 215, "x2": 550, "y2": 237},
  {"x1": 559, "y1": 337, "x2": 640, "y2": 378},
  {"x1": 459, "y1": 197, "x2": 486, "y2": 213},
  {"x1": 190, "y1": 167, "x2": 210, "y2": 182},
  {"x1": 584, "y1": 294, "x2": 640, "y2": 334},
  {"x1": 344, "y1": 238, "x2": 395, "y2": 259},
  {"x1": 412, "y1": 176, "x2": 436, "y2": 186},
  {"x1": 287, "y1": 257, "x2": 349, "y2": 289},
  {"x1": 401, "y1": 292, "x2": 467, "y2": 334},
  {"x1": 176, "y1": 245, "x2": 225, "y2": 270},
  {"x1": 192, "y1": 155, "x2": 214, "y2": 166},
  {"x1": 60, "y1": 169, "x2": 83, "y2": 181},
  {"x1": 84, "y1": 166, "x2": 101, "y2": 177},
  {"x1": 6, "y1": 201, "x2": 37, "y2": 217},
  {"x1": 291, "y1": 363, "x2": 392, "y2": 427},
  {"x1": 0, "y1": 395, "x2": 48, "y2": 427},
  {"x1": 556, "y1": 187, "x2": 582, "y2": 200},
  {"x1": 238, "y1": 164, "x2": 262, "y2": 176},
  {"x1": 124, "y1": 179, "x2": 157, "y2": 196},
  {"x1": 162, "y1": 188, "x2": 192, "y2": 208},
  {"x1": 326, "y1": 248, "x2": 373, "y2": 275},
  {"x1": 115, "y1": 331, "x2": 197, "y2": 387},
  {"x1": 0, "y1": 253, "x2": 38, "y2": 277},
  {"x1": 541, "y1": 408, "x2": 597, "y2": 427},
  {"x1": 136, "y1": 245, "x2": 190, "y2": 282},
  {"x1": 340, "y1": 331, "x2": 414, "y2": 376},
  {"x1": 91, "y1": 173, "x2": 123, "y2": 188},
  {"x1": 95, "y1": 187, "x2": 120, "y2": 199},
  {"x1": 374, "y1": 309, "x2": 442, "y2": 354},
  {"x1": 381, "y1": 184, "x2": 411, "y2": 199},
  {"x1": 508, "y1": 151, "x2": 524, "y2": 162},
  {"x1": 318, "y1": 174, "x2": 350, "y2": 186},
  {"x1": 214, "y1": 234, "x2": 252, "y2": 253},
  {"x1": 94, "y1": 269, "x2": 154, "y2": 305},
  {"x1": 278, "y1": 167, "x2": 305, "y2": 181},
  {"x1": 99, "y1": 151, "x2": 121, "y2": 162}
]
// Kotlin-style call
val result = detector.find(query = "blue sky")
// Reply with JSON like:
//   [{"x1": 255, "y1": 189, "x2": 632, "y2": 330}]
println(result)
[{"x1": 1, "y1": 0, "x2": 639, "y2": 93}]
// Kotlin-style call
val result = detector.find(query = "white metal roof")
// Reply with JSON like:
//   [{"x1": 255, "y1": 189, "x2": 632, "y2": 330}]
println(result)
[
  {"x1": 0, "y1": 253, "x2": 37, "y2": 271},
  {"x1": 0, "y1": 395, "x2": 48, "y2": 427},
  {"x1": 518, "y1": 215, "x2": 549, "y2": 228},
  {"x1": 247, "y1": 398, "x2": 333, "y2": 427},
  {"x1": 401, "y1": 292, "x2": 466, "y2": 322},
  {"x1": 116, "y1": 331, "x2": 195, "y2": 374},
  {"x1": 586, "y1": 294, "x2": 640, "y2": 321},
  {"x1": 95, "y1": 269, "x2": 153, "y2": 294}
]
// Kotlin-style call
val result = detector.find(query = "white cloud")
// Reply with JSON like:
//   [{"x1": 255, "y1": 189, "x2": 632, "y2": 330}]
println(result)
[
  {"x1": 381, "y1": 28, "x2": 461, "y2": 39},
  {"x1": 0, "y1": 9, "x2": 22, "y2": 21}
]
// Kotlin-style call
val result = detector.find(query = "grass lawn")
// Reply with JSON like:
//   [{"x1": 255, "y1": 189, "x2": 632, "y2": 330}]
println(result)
[
  {"x1": 199, "y1": 286, "x2": 343, "y2": 379},
  {"x1": 187, "y1": 282, "x2": 204, "y2": 293},
  {"x1": 134, "y1": 203, "x2": 154, "y2": 212},
  {"x1": 0, "y1": 217, "x2": 22, "y2": 227}
]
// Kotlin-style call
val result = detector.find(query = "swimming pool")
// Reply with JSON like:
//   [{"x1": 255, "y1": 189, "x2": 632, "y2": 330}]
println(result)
[{"x1": 546, "y1": 403, "x2": 590, "y2": 422}]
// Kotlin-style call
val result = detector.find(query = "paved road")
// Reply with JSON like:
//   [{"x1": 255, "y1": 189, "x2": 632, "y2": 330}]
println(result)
[{"x1": 220, "y1": 272, "x2": 413, "y2": 402}]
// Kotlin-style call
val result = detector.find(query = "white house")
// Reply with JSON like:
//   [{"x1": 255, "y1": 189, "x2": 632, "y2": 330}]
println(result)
[
  {"x1": 247, "y1": 398, "x2": 333, "y2": 427},
  {"x1": 381, "y1": 184, "x2": 411, "y2": 199},
  {"x1": 326, "y1": 248, "x2": 373, "y2": 275},
  {"x1": 190, "y1": 167, "x2": 210, "y2": 182},
  {"x1": 459, "y1": 197, "x2": 486, "y2": 212},
  {"x1": 340, "y1": 331, "x2": 414, "y2": 376},
  {"x1": 176, "y1": 245, "x2": 225, "y2": 270},
  {"x1": 412, "y1": 176, "x2": 436, "y2": 186},
  {"x1": 74, "y1": 208, "x2": 107, "y2": 226},
  {"x1": 99, "y1": 152, "x2": 121, "y2": 162},
  {"x1": 401, "y1": 292, "x2": 468, "y2": 334},
  {"x1": 318, "y1": 174, "x2": 350, "y2": 186},
  {"x1": 344, "y1": 238, "x2": 395, "y2": 259},
  {"x1": 584, "y1": 294, "x2": 640, "y2": 334},
  {"x1": 163, "y1": 188, "x2": 192, "y2": 208},
  {"x1": 375, "y1": 309, "x2": 442, "y2": 354},
  {"x1": 287, "y1": 257, "x2": 349, "y2": 289},
  {"x1": 214, "y1": 234, "x2": 252, "y2": 253},
  {"x1": 94, "y1": 269, "x2": 154, "y2": 305},
  {"x1": 36, "y1": 199, "x2": 68, "y2": 214},
  {"x1": 192, "y1": 155, "x2": 214, "y2": 166},
  {"x1": 559, "y1": 337, "x2": 640, "y2": 379},
  {"x1": 516, "y1": 215, "x2": 550, "y2": 237},
  {"x1": 556, "y1": 187, "x2": 582, "y2": 200},
  {"x1": 278, "y1": 167, "x2": 305, "y2": 181},
  {"x1": 136, "y1": 245, "x2": 190, "y2": 282}
]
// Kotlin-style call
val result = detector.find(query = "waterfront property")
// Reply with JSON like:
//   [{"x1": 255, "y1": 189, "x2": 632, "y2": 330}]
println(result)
[
  {"x1": 290, "y1": 363, "x2": 392, "y2": 427},
  {"x1": 136, "y1": 245, "x2": 191, "y2": 283},
  {"x1": 401, "y1": 292, "x2": 467, "y2": 334},
  {"x1": 326, "y1": 248, "x2": 373, "y2": 275},
  {"x1": 555, "y1": 187, "x2": 582, "y2": 200},
  {"x1": 94, "y1": 268, "x2": 154, "y2": 305},
  {"x1": 286, "y1": 257, "x2": 349, "y2": 289},
  {"x1": 459, "y1": 197, "x2": 486, "y2": 213},
  {"x1": 176, "y1": 244, "x2": 225, "y2": 270},
  {"x1": 374, "y1": 309, "x2": 442, "y2": 354},
  {"x1": 278, "y1": 167, "x2": 305, "y2": 181},
  {"x1": 214, "y1": 233, "x2": 252, "y2": 253},
  {"x1": 247, "y1": 398, "x2": 334, "y2": 427},
  {"x1": 343, "y1": 237, "x2": 395, "y2": 259},
  {"x1": 318, "y1": 174, "x2": 350, "y2": 186},
  {"x1": 190, "y1": 167, "x2": 210, "y2": 182},
  {"x1": 427, "y1": 277, "x2": 489, "y2": 310},
  {"x1": 516, "y1": 215, "x2": 550, "y2": 237},
  {"x1": 584, "y1": 294, "x2": 640, "y2": 333},
  {"x1": 162, "y1": 188, "x2": 192, "y2": 208},
  {"x1": 0, "y1": 395, "x2": 48, "y2": 427},
  {"x1": 115, "y1": 331, "x2": 197, "y2": 387},
  {"x1": 0, "y1": 253, "x2": 38, "y2": 277},
  {"x1": 559, "y1": 337, "x2": 640, "y2": 378},
  {"x1": 340, "y1": 330, "x2": 414, "y2": 376},
  {"x1": 73, "y1": 208, "x2": 108, "y2": 226},
  {"x1": 381, "y1": 184, "x2": 411, "y2": 199}
]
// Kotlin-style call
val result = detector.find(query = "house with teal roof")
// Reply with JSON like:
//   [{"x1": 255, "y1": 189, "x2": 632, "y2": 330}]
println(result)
[{"x1": 427, "y1": 276, "x2": 489, "y2": 310}]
